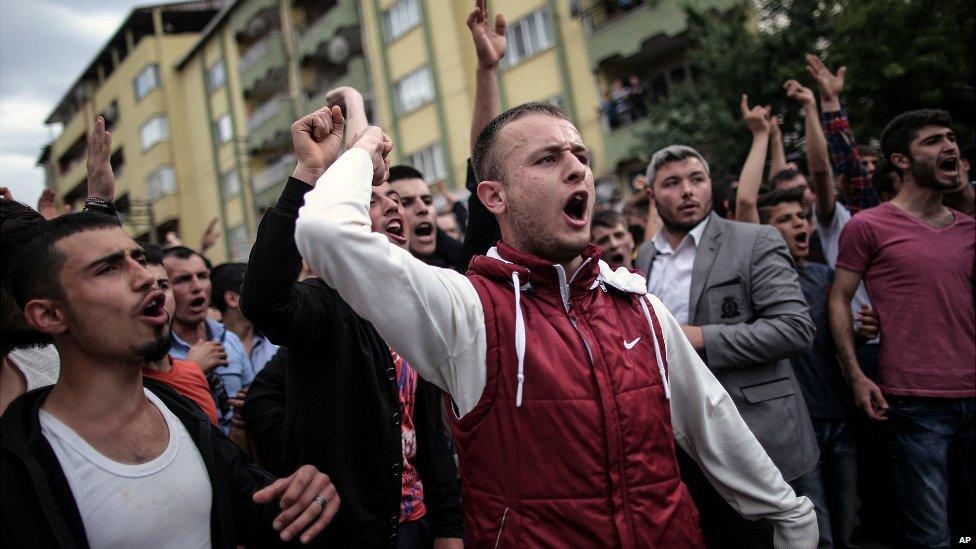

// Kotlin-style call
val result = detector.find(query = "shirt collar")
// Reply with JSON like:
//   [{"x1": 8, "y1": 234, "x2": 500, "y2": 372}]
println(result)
[{"x1": 652, "y1": 215, "x2": 710, "y2": 254}]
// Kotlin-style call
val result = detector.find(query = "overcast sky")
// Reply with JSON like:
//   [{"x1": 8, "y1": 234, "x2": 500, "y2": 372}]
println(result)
[{"x1": 0, "y1": 0, "x2": 148, "y2": 206}]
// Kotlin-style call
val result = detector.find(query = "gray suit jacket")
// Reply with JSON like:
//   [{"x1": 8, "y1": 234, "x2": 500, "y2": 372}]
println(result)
[{"x1": 636, "y1": 212, "x2": 818, "y2": 481}]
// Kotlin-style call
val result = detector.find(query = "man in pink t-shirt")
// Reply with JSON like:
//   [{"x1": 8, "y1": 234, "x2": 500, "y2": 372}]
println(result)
[{"x1": 829, "y1": 109, "x2": 975, "y2": 549}]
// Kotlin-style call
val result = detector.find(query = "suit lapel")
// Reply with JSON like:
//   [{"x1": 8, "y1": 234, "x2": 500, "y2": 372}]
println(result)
[
  {"x1": 639, "y1": 241, "x2": 658, "y2": 277},
  {"x1": 689, "y1": 213, "x2": 724, "y2": 320}
]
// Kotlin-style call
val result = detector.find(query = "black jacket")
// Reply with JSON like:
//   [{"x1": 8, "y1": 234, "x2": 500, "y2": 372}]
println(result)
[
  {"x1": 240, "y1": 178, "x2": 463, "y2": 548},
  {"x1": 1, "y1": 379, "x2": 282, "y2": 548},
  {"x1": 243, "y1": 347, "x2": 289, "y2": 477}
]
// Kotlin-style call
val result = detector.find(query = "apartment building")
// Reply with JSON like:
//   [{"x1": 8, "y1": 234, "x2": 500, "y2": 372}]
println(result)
[
  {"x1": 360, "y1": 0, "x2": 737, "y2": 196},
  {"x1": 38, "y1": 1, "x2": 220, "y2": 251},
  {"x1": 39, "y1": 0, "x2": 735, "y2": 261},
  {"x1": 39, "y1": 0, "x2": 369, "y2": 263}
]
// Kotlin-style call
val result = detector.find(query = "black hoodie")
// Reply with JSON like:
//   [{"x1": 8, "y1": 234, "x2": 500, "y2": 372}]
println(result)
[{"x1": 1, "y1": 378, "x2": 285, "y2": 548}]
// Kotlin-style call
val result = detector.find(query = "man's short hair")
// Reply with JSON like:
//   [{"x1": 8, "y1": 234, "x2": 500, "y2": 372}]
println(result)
[
  {"x1": 472, "y1": 102, "x2": 570, "y2": 184},
  {"x1": 8, "y1": 213, "x2": 119, "y2": 308},
  {"x1": 769, "y1": 168, "x2": 803, "y2": 188},
  {"x1": 161, "y1": 245, "x2": 212, "y2": 270},
  {"x1": 210, "y1": 263, "x2": 247, "y2": 313},
  {"x1": 857, "y1": 144, "x2": 879, "y2": 158},
  {"x1": 645, "y1": 145, "x2": 710, "y2": 186},
  {"x1": 142, "y1": 243, "x2": 164, "y2": 266},
  {"x1": 880, "y1": 109, "x2": 953, "y2": 162},
  {"x1": 388, "y1": 165, "x2": 425, "y2": 184},
  {"x1": 591, "y1": 209, "x2": 626, "y2": 231},
  {"x1": 757, "y1": 186, "x2": 807, "y2": 224}
]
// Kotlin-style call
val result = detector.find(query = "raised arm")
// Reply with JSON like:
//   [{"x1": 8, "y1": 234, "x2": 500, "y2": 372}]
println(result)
[
  {"x1": 768, "y1": 115, "x2": 787, "y2": 180},
  {"x1": 294, "y1": 129, "x2": 489, "y2": 417},
  {"x1": 806, "y1": 54, "x2": 878, "y2": 214},
  {"x1": 83, "y1": 116, "x2": 120, "y2": 220},
  {"x1": 467, "y1": 0, "x2": 506, "y2": 151},
  {"x1": 735, "y1": 94, "x2": 771, "y2": 224},
  {"x1": 650, "y1": 296, "x2": 818, "y2": 549},
  {"x1": 785, "y1": 79, "x2": 835, "y2": 225},
  {"x1": 240, "y1": 106, "x2": 346, "y2": 347},
  {"x1": 325, "y1": 86, "x2": 369, "y2": 148}
]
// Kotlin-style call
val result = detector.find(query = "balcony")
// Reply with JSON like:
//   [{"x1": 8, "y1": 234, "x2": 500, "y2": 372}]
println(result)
[
  {"x1": 579, "y1": 0, "x2": 737, "y2": 68},
  {"x1": 247, "y1": 95, "x2": 296, "y2": 151},
  {"x1": 306, "y1": 57, "x2": 369, "y2": 110},
  {"x1": 603, "y1": 117, "x2": 652, "y2": 173},
  {"x1": 239, "y1": 33, "x2": 286, "y2": 94},
  {"x1": 299, "y1": 1, "x2": 359, "y2": 60},
  {"x1": 232, "y1": 0, "x2": 278, "y2": 37},
  {"x1": 252, "y1": 153, "x2": 297, "y2": 195}
]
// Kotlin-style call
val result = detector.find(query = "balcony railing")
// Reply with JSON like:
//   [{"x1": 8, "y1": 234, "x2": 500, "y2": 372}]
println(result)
[
  {"x1": 579, "y1": 0, "x2": 649, "y2": 32},
  {"x1": 239, "y1": 37, "x2": 272, "y2": 74},
  {"x1": 252, "y1": 153, "x2": 297, "y2": 193},
  {"x1": 247, "y1": 94, "x2": 287, "y2": 133}
]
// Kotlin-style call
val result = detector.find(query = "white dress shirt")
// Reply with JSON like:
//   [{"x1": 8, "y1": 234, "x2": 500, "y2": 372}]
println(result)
[{"x1": 647, "y1": 216, "x2": 710, "y2": 324}]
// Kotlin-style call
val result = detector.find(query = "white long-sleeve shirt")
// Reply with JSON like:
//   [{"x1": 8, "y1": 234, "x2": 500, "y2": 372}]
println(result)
[{"x1": 295, "y1": 148, "x2": 818, "y2": 548}]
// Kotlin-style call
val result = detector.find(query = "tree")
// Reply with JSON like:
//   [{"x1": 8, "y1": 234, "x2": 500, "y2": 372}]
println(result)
[{"x1": 636, "y1": 0, "x2": 975, "y2": 178}]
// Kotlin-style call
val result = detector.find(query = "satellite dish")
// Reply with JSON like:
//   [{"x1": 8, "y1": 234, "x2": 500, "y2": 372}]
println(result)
[{"x1": 326, "y1": 36, "x2": 350, "y2": 64}]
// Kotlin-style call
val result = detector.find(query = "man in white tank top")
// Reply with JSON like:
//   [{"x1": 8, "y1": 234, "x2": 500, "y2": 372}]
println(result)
[{"x1": 1, "y1": 213, "x2": 341, "y2": 547}]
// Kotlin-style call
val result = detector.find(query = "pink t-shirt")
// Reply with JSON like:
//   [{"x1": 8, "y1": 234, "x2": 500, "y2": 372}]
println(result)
[{"x1": 837, "y1": 202, "x2": 975, "y2": 398}]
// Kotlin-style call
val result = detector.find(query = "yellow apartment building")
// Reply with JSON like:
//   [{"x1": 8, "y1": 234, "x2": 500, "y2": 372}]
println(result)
[
  {"x1": 39, "y1": 0, "x2": 369, "y2": 263},
  {"x1": 360, "y1": 0, "x2": 738, "y2": 197},
  {"x1": 39, "y1": 2, "x2": 221, "y2": 253},
  {"x1": 39, "y1": 0, "x2": 736, "y2": 261}
]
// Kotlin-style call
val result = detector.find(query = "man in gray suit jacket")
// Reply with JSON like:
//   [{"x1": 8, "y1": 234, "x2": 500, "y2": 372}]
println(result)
[{"x1": 636, "y1": 145, "x2": 819, "y2": 548}]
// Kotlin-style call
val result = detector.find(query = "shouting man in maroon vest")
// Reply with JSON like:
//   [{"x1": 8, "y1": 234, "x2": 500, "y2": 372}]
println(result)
[{"x1": 295, "y1": 103, "x2": 817, "y2": 548}]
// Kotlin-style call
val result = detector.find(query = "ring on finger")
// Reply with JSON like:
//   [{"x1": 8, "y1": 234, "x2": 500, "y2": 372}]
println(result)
[{"x1": 312, "y1": 495, "x2": 327, "y2": 508}]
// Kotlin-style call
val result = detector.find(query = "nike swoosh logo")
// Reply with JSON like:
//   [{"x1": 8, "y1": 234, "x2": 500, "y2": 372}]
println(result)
[{"x1": 624, "y1": 337, "x2": 641, "y2": 350}]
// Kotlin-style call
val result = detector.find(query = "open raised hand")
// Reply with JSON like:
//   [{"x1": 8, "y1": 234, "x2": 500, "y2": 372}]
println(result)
[
  {"x1": 291, "y1": 105, "x2": 346, "y2": 185},
  {"x1": 86, "y1": 116, "x2": 116, "y2": 202},
  {"x1": 740, "y1": 94, "x2": 771, "y2": 135},
  {"x1": 200, "y1": 217, "x2": 220, "y2": 253},
  {"x1": 467, "y1": 0, "x2": 506, "y2": 69},
  {"x1": 37, "y1": 188, "x2": 69, "y2": 220},
  {"x1": 805, "y1": 54, "x2": 845, "y2": 102}
]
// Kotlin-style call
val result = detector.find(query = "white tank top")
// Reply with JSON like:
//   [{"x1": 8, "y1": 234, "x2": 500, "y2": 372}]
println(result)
[{"x1": 40, "y1": 388, "x2": 212, "y2": 548}]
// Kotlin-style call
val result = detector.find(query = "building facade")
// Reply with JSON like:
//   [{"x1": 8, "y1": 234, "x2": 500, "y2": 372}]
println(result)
[{"x1": 39, "y1": 0, "x2": 734, "y2": 262}]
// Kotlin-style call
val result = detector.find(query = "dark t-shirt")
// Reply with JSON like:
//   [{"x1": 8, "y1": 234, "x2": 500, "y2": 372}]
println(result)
[{"x1": 792, "y1": 262, "x2": 852, "y2": 419}]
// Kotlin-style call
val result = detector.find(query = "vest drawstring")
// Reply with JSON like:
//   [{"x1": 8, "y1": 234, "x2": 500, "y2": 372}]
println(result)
[
  {"x1": 513, "y1": 272, "x2": 526, "y2": 408},
  {"x1": 639, "y1": 297, "x2": 671, "y2": 399}
]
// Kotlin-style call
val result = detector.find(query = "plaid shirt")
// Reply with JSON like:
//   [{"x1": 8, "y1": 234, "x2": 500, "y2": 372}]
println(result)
[
  {"x1": 391, "y1": 348, "x2": 427, "y2": 523},
  {"x1": 821, "y1": 108, "x2": 879, "y2": 214}
]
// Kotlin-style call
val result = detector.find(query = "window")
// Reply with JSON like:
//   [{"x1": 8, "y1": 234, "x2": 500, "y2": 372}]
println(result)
[
  {"x1": 382, "y1": 0, "x2": 420, "y2": 42},
  {"x1": 206, "y1": 60, "x2": 226, "y2": 92},
  {"x1": 133, "y1": 64, "x2": 160, "y2": 101},
  {"x1": 139, "y1": 116, "x2": 170, "y2": 150},
  {"x1": 395, "y1": 67, "x2": 434, "y2": 113},
  {"x1": 146, "y1": 166, "x2": 176, "y2": 200},
  {"x1": 409, "y1": 143, "x2": 447, "y2": 183},
  {"x1": 504, "y1": 8, "x2": 554, "y2": 66},
  {"x1": 221, "y1": 169, "x2": 241, "y2": 199},
  {"x1": 228, "y1": 225, "x2": 251, "y2": 262},
  {"x1": 213, "y1": 114, "x2": 233, "y2": 145}
]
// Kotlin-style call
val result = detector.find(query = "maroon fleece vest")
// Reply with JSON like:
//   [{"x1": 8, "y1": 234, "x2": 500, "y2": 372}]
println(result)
[{"x1": 450, "y1": 242, "x2": 702, "y2": 548}]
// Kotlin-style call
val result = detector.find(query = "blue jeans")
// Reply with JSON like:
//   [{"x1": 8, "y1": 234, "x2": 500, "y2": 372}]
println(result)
[
  {"x1": 886, "y1": 396, "x2": 976, "y2": 548},
  {"x1": 811, "y1": 418, "x2": 858, "y2": 549}
]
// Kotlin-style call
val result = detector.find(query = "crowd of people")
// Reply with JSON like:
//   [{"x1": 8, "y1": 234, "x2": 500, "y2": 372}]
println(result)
[{"x1": 1, "y1": 1, "x2": 973, "y2": 548}]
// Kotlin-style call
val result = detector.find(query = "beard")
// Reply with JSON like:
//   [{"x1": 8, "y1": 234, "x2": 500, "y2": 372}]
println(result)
[
  {"x1": 136, "y1": 334, "x2": 171, "y2": 362},
  {"x1": 507, "y1": 197, "x2": 587, "y2": 264},
  {"x1": 911, "y1": 156, "x2": 958, "y2": 191},
  {"x1": 658, "y1": 206, "x2": 708, "y2": 234}
]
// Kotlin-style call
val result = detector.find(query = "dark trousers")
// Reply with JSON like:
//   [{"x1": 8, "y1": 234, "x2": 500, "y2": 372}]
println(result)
[
  {"x1": 810, "y1": 418, "x2": 858, "y2": 549},
  {"x1": 886, "y1": 396, "x2": 975, "y2": 549},
  {"x1": 677, "y1": 446, "x2": 775, "y2": 548},
  {"x1": 397, "y1": 518, "x2": 433, "y2": 549}
]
